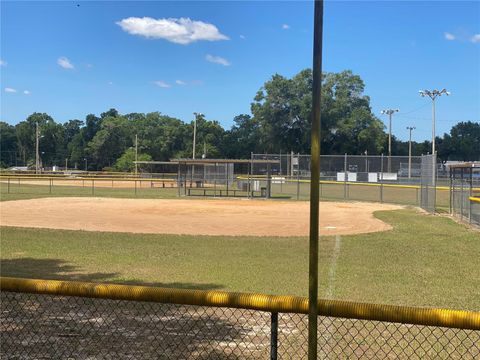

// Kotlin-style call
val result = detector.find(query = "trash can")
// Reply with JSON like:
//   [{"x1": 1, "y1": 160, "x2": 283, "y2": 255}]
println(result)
[{"x1": 261, "y1": 187, "x2": 267, "y2": 197}]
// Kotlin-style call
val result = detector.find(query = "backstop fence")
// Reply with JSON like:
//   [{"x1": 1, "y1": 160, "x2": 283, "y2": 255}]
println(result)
[
  {"x1": 450, "y1": 163, "x2": 480, "y2": 227},
  {"x1": 1, "y1": 277, "x2": 479, "y2": 359}
]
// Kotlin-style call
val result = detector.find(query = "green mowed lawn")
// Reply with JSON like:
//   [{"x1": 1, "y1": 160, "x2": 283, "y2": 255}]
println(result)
[
  {"x1": 1, "y1": 181, "x2": 450, "y2": 210},
  {"x1": 1, "y1": 208, "x2": 479, "y2": 310}
]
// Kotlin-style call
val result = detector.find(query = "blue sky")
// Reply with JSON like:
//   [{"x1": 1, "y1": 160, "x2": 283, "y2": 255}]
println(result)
[{"x1": 1, "y1": 1, "x2": 479, "y2": 142}]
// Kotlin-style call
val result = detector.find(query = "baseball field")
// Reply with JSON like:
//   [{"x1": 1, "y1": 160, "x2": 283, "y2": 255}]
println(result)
[{"x1": 1, "y1": 187, "x2": 479, "y2": 310}]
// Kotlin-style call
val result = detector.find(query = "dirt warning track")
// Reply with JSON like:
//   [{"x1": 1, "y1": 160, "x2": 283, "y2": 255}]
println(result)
[{"x1": 0, "y1": 197, "x2": 402, "y2": 237}]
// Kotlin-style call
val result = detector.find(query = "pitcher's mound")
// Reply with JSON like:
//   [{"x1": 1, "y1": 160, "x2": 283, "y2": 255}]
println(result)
[{"x1": 0, "y1": 198, "x2": 403, "y2": 237}]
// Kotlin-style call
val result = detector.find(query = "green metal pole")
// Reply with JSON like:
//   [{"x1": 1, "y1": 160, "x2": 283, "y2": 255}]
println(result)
[{"x1": 309, "y1": 1, "x2": 323, "y2": 359}]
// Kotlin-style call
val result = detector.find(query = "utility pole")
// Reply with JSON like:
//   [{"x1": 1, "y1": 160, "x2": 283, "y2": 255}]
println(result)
[
  {"x1": 135, "y1": 134, "x2": 138, "y2": 175},
  {"x1": 419, "y1": 89, "x2": 450, "y2": 155},
  {"x1": 380, "y1": 108, "x2": 399, "y2": 173},
  {"x1": 35, "y1": 122, "x2": 40, "y2": 174},
  {"x1": 406, "y1": 126, "x2": 416, "y2": 179},
  {"x1": 65, "y1": 158, "x2": 68, "y2": 171},
  {"x1": 84, "y1": 158, "x2": 88, "y2": 171}
]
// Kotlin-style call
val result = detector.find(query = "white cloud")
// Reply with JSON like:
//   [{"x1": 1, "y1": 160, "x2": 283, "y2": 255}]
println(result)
[
  {"x1": 154, "y1": 80, "x2": 171, "y2": 88},
  {"x1": 108, "y1": 81, "x2": 113, "y2": 85},
  {"x1": 444, "y1": 32, "x2": 455, "y2": 41},
  {"x1": 239, "y1": 34, "x2": 246, "y2": 39},
  {"x1": 282, "y1": 24, "x2": 290, "y2": 30},
  {"x1": 471, "y1": 34, "x2": 480, "y2": 43},
  {"x1": 23, "y1": 90, "x2": 31, "y2": 95},
  {"x1": 4, "y1": 87, "x2": 17, "y2": 93},
  {"x1": 0, "y1": 59, "x2": 6, "y2": 66},
  {"x1": 57, "y1": 56, "x2": 74, "y2": 69},
  {"x1": 116, "y1": 17, "x2": 229, "y2": 45},
  {"x1": 175, "y1": 80, "x2": 186, "y2": 85},
  {"x1": 205, "y1": 54, "x2": 231, "y2": 66}
]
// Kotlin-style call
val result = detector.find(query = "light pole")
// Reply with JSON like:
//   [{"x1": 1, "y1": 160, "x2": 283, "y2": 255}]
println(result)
[
  {"x1": 35, "y1": 122, "x2": 40, "y2": 174},
  {"x1": 35, "y1": 123, "x2": 45, "y2": 174},
  {"x1": 65, "y1": 158, "x2": 68, "y2": 171},
  {"x1": 419, "y1": 89, "x2": 450, "y2": 155},
  {"x1": 406, "y1": 126, "x2": 416, "y2": 179},
  {"x1": 135, "y1": 134, "x2": 138, "y2": 175},
  {"x1": 83, "y1": 158, "x2": 88, "y2": 171},
  {"x1": 380, "y1": 108, "x2": 399, "y2": 173},
  {"x1": 192, "y1": 112, "x2": 203, "y2": 159}
]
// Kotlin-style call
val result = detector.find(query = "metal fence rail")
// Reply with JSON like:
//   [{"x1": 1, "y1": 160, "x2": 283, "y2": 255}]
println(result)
[{"x1": 1, "y1": 277, "x2": 479, "y2": 359}]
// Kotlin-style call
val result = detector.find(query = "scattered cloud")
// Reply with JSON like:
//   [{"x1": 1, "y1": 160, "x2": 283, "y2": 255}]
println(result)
[
  {"x1": 282, "y1": 24, "x2": 290, "y2": 30},
  {"x1": 239, "y1": 34, "x2": 246, "y2": 40},
  {"x1": 175, "y1": 80, "x2": 186, "y2": 85},
  {"x1": 57, "y1": 56, "x2": 74, "y2": 69},
  {"x1": 4, "y1": 87, "x2": 17, "y2": 93},
  {"x1": 154, "y1": 80, "x2": 171, "y2": 88},
  {"x1": 444, "y1": 32, "x2": 455, "y2": 41},
  {"x1": 0, "y1": 59, "x2": 6, "y2": 66},
  {"x1": 23, "y1": 90, "x2": 31, "y2": 95},
  {"x1": 205, "y1": 54, "x2": 231, "y2": 66},
  {"x1": 471, "y1": 34, "x2": 480, "y2": 43},
  {"x1": 116, "y1": 17, "x2": 229, "y2": 45},
  {"x1": 108, "y1": 81, "x2": 113, "y2": 85}
]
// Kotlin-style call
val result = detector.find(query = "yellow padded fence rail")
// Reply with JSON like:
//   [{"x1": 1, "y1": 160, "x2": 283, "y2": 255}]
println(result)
[
  {"x1": 470, "y1": 197, "x2": 480, "y2": 203},
  {"x1": 1, "y1": 277, "x2": 479, "y2": 330}
]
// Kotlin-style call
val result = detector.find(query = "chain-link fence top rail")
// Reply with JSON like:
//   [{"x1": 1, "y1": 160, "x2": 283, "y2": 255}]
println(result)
[{"x1": 1, "y1": 277, "x2": 479, "y2": 359}]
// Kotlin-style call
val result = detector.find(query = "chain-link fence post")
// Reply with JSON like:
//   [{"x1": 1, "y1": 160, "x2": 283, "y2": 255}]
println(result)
[
  {"x1": 92, "y1": 179, "x2": 95, "y2": 195},
  {"x1": 380, "y1": 154, "x2": 384, "y2": 203},
  {"x1": 7, "y1": 177, "x2": 10, "y2": 193},
  {"x1": 343, "y1": 153, "x2": 347, "y2": 200},
  {"x1": 270, "y1": 312, "x2": 278, "y2": 360},
  {"x1": 49, "y1": 178, "x2": 52, "y2": 194},
  {"x1": 296, "y1": 153, "x2": 300, "y2": 200}
]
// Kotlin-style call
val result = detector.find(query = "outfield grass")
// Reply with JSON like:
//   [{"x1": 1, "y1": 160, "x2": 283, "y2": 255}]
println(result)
[
  {"x1": 1, "y1": 180, "x2": 450, "y2": 210},
  {"x1": 0, "y1": 182, "x2": 179, "y2": 201},
  {"x1": 1, "y1": 209, "x2": 478, "y2": 310}
]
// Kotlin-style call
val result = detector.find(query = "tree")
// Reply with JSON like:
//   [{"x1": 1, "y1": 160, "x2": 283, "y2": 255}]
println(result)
[
  {"x1": 113, "y1": 148, "x2": 152, "y2": 172},
  {"x1": 439, "y1": 121, "x2": 480, "y2": 161},
  {"x1": 250, "y1": 69, "x2": 386, "y2": 154},
  {"x1": 0, "y1": 122, "x2": 17, "y2": 167},
  {"x1": 221, "y1": 115, "x2": 261, "y2": 158}
]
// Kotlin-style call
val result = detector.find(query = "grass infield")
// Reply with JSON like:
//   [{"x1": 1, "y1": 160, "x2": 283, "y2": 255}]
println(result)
[{"x1": 1, "y1": 209, "x2": 479, "y2": 310}]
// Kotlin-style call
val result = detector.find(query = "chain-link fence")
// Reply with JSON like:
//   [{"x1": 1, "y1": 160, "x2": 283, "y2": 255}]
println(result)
[
  {"x1": 420, "y1": 154, "x2": 437, "y2": 213},
  {"x1": 450, "y1": 164, "x2": 480, "y2": 227},
  {"x1": 1, "y1": 278, "x2": 479, "y2": 359},
  {"x1": 248, "y1": 153, "x2": 449, "y2": 209},
  {"x1": 0, "y1": 174, "x2": 179, "y2": 199}
]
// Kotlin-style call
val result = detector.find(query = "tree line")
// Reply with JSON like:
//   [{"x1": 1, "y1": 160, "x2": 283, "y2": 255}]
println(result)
[{"x1": 1, "y1": 69, "x2": 479, "y2": 171}]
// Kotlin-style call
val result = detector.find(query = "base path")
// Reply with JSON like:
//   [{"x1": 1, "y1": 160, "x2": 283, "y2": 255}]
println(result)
[{"x1": 0, "y1": 198, "x2": 403, "y2": 237}]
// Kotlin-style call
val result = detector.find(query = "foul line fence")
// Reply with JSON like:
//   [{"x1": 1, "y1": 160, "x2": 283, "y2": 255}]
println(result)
[{"x1": 1, "y1": 277, "x2": 479, "y2": 359}]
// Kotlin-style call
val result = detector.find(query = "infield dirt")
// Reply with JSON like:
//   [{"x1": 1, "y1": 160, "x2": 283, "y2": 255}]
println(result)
[{"x1": 0, "y1": 197, "x2": 403, "y2": 237}]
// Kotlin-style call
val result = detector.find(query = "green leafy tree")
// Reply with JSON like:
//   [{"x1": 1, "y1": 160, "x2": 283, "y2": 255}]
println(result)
[
  {"x1": 113, "y1": 147, "x2": 152, "y2": 172},
  {"x1": 0, "y1": 122, "x2": 17, "y2": 167}
]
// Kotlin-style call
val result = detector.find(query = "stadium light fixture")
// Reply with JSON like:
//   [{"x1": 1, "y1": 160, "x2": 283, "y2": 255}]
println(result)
[{"x1": 419, "y1": 89, "x2": 450, "y2": 155}]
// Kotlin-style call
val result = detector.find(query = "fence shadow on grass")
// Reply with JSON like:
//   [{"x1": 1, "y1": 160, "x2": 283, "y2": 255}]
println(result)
[{"x1": 0, "y1": 257, "x2": 223, "y2": 290}]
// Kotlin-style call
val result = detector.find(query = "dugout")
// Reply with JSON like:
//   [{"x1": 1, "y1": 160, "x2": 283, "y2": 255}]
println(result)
[
  {"x1": 449, "y1": 162, "x2": 480, "y2": 226},
  {"x1": 174, "y1": 158, "x2": 279, "y2": 198}
]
